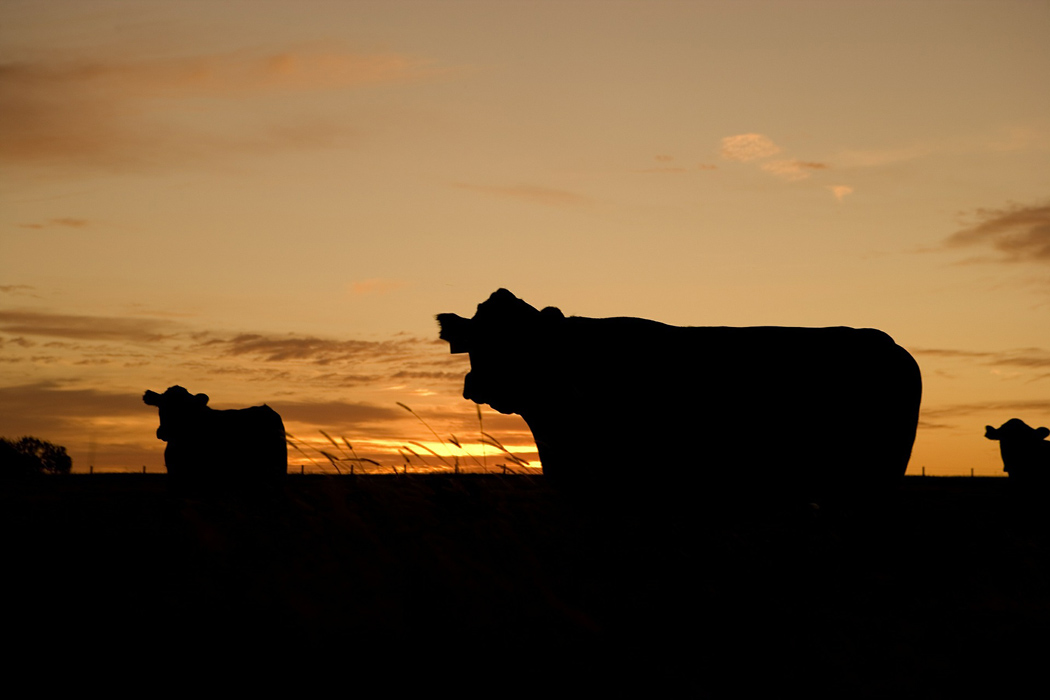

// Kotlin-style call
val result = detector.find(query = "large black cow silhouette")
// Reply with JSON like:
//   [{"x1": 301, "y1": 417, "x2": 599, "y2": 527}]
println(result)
[
  {"x1": 143, "y1": 385, "x2": 287, "y2": 482},
  {"x1": 986, "y1": 419, "x2": 1050, "y2": 484},
  {"x1": 438, "y1": 289, "x2": 922, "y2": 500}
]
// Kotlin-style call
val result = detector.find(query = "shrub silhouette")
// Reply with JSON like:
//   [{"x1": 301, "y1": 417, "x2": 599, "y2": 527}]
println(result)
[{"x1": 0, "y1": 437, "x2": 72, "y2": 478}]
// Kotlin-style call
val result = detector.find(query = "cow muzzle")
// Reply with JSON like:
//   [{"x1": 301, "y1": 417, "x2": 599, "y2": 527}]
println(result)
[{"x1": 463, "y1": 372, "x2": 520, "y2": 415}]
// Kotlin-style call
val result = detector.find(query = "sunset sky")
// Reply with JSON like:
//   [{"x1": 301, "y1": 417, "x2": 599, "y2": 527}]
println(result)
[{"x1": 2, "y1": 0, "x2": 1047, "y2": 476}]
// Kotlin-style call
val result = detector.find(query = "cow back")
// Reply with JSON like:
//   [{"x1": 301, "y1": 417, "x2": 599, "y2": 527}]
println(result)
[{"x1": 525, "y1": 318, "x2": 920, "y2": 499}]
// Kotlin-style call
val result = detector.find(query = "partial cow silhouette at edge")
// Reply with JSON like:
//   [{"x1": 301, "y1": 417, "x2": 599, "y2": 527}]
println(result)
[
  {"x1": 143, "y1": 385, "x2": 287, "y2": 484},
  {"x1": 438, "y1": 289, "x2": 922, "y2": 504},
  {"x1": 986, "y1": 418, "x2": 1050, "y2": 486}
]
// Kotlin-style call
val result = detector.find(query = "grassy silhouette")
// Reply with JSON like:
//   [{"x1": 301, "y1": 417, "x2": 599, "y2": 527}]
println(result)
[
  {"x1": 286, "y1": 430, "x2": 379, "y2": 475},
  {"x1": 398, "y1": 401, "x2": 534, "y2": 476},
  {"x1": 10, "y1": 474, "x2": 1041, "y2": 696},
  {"x1": 284, "y1": 403, "x2": 532, "y2": 476}
]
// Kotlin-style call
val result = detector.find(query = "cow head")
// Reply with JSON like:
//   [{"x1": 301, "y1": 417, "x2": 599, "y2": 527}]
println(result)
[
  {"x1": 986, "y1": 418, "x2": 1050, "y2": 476},
  {"x1": 985, "y1": 419, "x2": 1050, "y2": 443},
  {"x1": 437, "y1": 289, "x2": 566, "y2": 416},
  {"x1": 143, "y1": 385, "x2": 210, "y2": 442}
]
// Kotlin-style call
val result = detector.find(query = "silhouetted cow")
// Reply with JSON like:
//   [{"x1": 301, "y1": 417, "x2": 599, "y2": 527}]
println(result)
[
  {"x1": 438, "y1": 289, "x2": 922, "y2": 501},
  {"x1": 985, "y1": 419, "x2": 1050, "y2": 483},
  {"x1": 143, "y1": 385, "x2": 287, "y2": 482}
]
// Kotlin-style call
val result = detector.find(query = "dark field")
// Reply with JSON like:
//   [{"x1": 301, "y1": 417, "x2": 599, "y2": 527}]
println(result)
[{"x1": 6, "y1": 474, "x2": 1050, "y2": 694}]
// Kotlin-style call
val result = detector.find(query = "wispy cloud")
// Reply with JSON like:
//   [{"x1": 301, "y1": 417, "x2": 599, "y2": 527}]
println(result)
[
  {"x1": 993, "y1": 350, "x2": 1050, "y2": 369},
  {"x1": 0, "y1": 336, "x2": 34, "y2": 349},
  {"x1": 0, "y1": 48, "x2": 439, "y2": 171},
  {"x1": 0, "y1": 307, "x2": 458, "y2": 384},
  {"x1": 272, "y1": 399, "x2": 401, "y2": 430},
  {"x1": 719, "y1": 133, "x2": 838, "y2": 192},
  {"x1": 0, "y1": 49, "x2": 432, "y2": 99},
  {"x1": 834, "y1": 128, "x2": 1048, "y2": 171},
  {"x1": 760, "y1": 160, "x2": 828, "y2": 182},
  {"x1": 452, "y1": 183, "x2": 589, "y2": 207},
  {"x1": 200, "y1": 332, "x2": 425, "y2": 365},
  {"x1": 943, "y1": 201, "x2": 1050, "y2": 264},
  {"x1": 0, "y1": 310, "x2": 179, "y2": 342},
  {"x1": 921, "y1": 400, "x2": 1050, "y2": 421},
  {"x1": 720, "y1": 133, "x2": 781, "y2": 162},
  {"x1": 912, "y1": 347, "x2": 999, "y2": 360},
  {"x1": 0, "y1": 381, "x2": 145, "y2": 425},
  {"x1": 914, "y1": 345, "x2": 1050, "y2": 367},
  {"x1": 828, "y1": 185, "x2": 853, "y2": 202},
  {"x1": 390, "y1": 370, "x2": 464, "y2": 381},
  {"x1": 632, "y1": 155, "x2": 716, "y2": 174},
  {"x1": 17, "y1": 218, "x2": 90, "y2": 230},
  {"x1": 633, "y1": 166, "x2": 691, "y2": 174},
  {"x1": 986, "y1": 126, "x2": 1050, "y2": 153},
  {"x1": 0, "y1": 285, "x2": 38, "y2": 297},
  {"x1": 913, "y1": 346, "x2": 1050, "y2": 383},
  {"x1": 833, "y1": 145, "x2": 931, "y2": 168}
]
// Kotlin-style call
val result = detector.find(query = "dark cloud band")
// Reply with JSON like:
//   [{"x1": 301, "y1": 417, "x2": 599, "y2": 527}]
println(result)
[{"x1": 945, "y1": 201, "x2": 1050, "y2": 264}]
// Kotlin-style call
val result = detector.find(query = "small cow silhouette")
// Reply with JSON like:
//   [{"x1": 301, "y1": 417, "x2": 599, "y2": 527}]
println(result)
[
  {"x1": 985, "y1": 418, "x2": 1050, "y2": 483},
  {"x1": 143, "y1": 385, "x2": 287, "y2": 482}
]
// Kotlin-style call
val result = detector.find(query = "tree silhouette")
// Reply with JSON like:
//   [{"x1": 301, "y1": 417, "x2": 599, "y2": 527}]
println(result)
[{"x1": 0, "y1": 437, "x2": 72, "y2": 477}]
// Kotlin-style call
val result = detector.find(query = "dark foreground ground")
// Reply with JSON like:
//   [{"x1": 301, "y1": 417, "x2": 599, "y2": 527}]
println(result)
[{"x1": 5, "y1": 474, "x2": 1050, "y2": 695}]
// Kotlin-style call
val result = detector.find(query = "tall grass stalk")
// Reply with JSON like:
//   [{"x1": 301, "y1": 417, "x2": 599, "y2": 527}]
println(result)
[
  {"x1": 396, "y1": 449, "x2": 413, "y2": 475},
  {"x1": 406, "y1": 440, "x2": 455, "y2": 470},
  {"x1": 397, "y1": 402, "x2": 460, "y2": 462},
  {"x1": 341, "y1": 436, "x2": 375, "y2": 476},
  {"x1": 399, "y1": 401, "x2": 469, "y2": 474},
  {"x1": 398, "y1": 401, "x2": 515, "y2": 475},
  {"x1": 403, "y1": 444, "x2": 449, "y2": 473},
  {"x1": 288, "y1": 430, "x2": 380, "y2": 475},
  {"x1": 319, "y1": 450, "x2": 344, "y2": 475},
  {"x1": 480, "y1": 431, "x2": 532, "y2": 470},
  {"x1": 477, "y1": 404, "x2": 486, "y2": 471},
  {"x1": 318, "y1": 430, "x2": 380, "y2": 475},
  {"x1": 286, "y1": 432, "x2": 331, "y2": 474},
  {"x1": 449, "y1": 435, "x2": 486, "y2": 474}
]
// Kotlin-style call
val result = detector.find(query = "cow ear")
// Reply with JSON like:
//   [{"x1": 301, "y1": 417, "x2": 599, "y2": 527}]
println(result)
[
  {"x1": 540, "y1": 306, "x2": 565, "y2": 320},
  {"x1": 143, "y1": 390, "x2": 161, "y2": 406},
  {"x1": 437, "y1": 313, "x2": 473, "y2": 354},
  {"x1": 985, "y1": 426, "x2": 999, "y2": 440},
  {"x1": 1037, "y1": 427, "x2": 1050, "y2": 440},
  {"x1": 195, "y1": 393, "x2": 210, "y2": 407}
]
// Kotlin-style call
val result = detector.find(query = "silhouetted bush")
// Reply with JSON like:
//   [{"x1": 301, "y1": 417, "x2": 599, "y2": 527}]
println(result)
[{"x1": 0, "y1": 437, "x2": 72, "y2": 478}]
